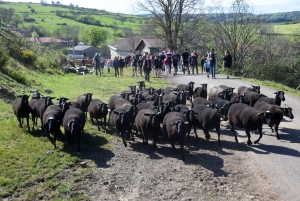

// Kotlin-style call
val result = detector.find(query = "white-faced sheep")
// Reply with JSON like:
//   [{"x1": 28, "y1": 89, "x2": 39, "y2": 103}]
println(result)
[
  {"x1": 88, "y1": 99, "x2": 109, "y2": 133},
  {"x1": 228, "y1": 103, "x2": 273, "y2": 145},
  {"x1": 62, "y1": 108, "x2": 86, "y2": 152},
  {"x1": 12, "y1": 95, "x2": 31, "y2": 132},
  {"x1": 163, "y1": 111, "x2": 189, "y2": 161}
]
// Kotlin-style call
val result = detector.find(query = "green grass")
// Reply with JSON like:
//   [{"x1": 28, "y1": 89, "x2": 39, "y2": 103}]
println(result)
[
  {"x1": 0, "y1": 67, "x2": 167, "y2": 199},
  {"x1": 274, "y1": 23, "x2": 300, "y2": 35},
  {"x1": 1, "y1": 2, "x2": 145, "y2": 44}
]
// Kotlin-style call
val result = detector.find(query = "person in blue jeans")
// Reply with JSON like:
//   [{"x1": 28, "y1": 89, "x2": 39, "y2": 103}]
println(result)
[{"x1": 208, "y1": 48, "x2": 217, "y2": 79}]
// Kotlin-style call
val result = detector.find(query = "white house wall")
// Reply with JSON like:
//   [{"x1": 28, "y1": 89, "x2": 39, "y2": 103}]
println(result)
[{"x1": 109, "y1": 49, "x2": 132, "y2": 59}]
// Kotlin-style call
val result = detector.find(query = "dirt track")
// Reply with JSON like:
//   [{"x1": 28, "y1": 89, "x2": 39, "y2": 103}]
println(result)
[{"x1": 82, "y1": 71, "x2": 300, "y2": 200}]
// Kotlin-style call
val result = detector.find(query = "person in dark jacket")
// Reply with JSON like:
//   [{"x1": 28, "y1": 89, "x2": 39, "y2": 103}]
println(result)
[
  {"x1": 193, "y1": 51, "x2": 199, "y2": 74},
  {"x1": 137, "y1": 56, "x2": 144, "y2": 77},
  {"x1": 208, "y1": 48, "x2": 217, "y2": 79},
  {"x1": 119, "y1": 56, "x2": 125, "y2": 77},
  {"x1": 223, "y1": 51, "x2": 232, "y2": 79},
  {"x1": 153, "y1": 55, "x2": 162, "y2": 77},
  {"x1": 200, "y1": 56, "x2": 206, "y2": 74},
  {"x1": 112, "y1": 56, "x2": 120, "y2": 78},
  {"x1": 143, "y1": 55, "x2": 152, "y2": 82}
]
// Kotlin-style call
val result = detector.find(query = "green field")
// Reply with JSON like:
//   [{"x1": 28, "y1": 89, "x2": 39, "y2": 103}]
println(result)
[
  {"x1": 0, "y1": 2, "x2": 144, "y2": 43},
  {"x1": 0, "y1": 65, "x2": 167, "y2": 199},
  {"x1": 274, "y1": 23, "x2": 300, "y2": 35}
]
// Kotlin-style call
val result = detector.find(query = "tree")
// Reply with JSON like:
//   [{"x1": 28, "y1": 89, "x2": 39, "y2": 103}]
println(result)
[
  {"x1": 123, "y1": 27, "x2": 140, "y2": 51},
  {"x1": 207, "y1": 0, "x2": 265, "y2": 74},
  {"x1": 11, "y1": 14, "x2": 23, "y2": 28},
  {"x1": 119, "y1": 16, "x2": 126, "y2": 25},
  {"x1": 135, "y1": 0, "x2": 205, "y2": 50},
  {"x1": 40, "y1": 0, "x2": 47, "y2": 6},
  {"x1": 112, "y1": 21, "x2": 118, "y2": 36},
  {"x1": 83, "y1": 28, "x2": 107, "y2": 46}
]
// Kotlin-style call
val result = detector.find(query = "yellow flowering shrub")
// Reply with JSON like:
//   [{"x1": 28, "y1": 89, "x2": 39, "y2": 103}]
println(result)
[{"x1": 21, "y1": 49, "x2": 37, "y2": 65}]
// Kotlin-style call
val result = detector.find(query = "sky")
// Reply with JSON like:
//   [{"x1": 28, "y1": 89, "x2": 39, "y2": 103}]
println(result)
[{"x1": 5, "y1": 0, "x2": 300, "y2": 14}]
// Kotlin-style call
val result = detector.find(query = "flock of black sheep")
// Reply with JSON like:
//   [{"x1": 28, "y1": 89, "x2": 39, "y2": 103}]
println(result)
[{"x1": 12, "y1": 81, "x2": 294, "y2": 161}]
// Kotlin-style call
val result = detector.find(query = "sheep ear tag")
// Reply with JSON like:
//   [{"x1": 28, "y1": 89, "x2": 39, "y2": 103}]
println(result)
[
  {"x1": 170, "y1": 122, "x2": 175, "y2": 126},
  {"x1": 184, "y1": 121, "x2": 189, "y2": 125}
]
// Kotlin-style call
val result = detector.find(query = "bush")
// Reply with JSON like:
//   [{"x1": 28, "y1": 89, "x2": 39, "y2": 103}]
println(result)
[
  {"x1": 61, "y1": 48, "x2": 69, "y2": 56},
  {"x1": 0, "y1": 45, "x2": 9, "y2": 71},
  {"x1": 21, "y1": 49, "x2": 37, "y2": 65}
]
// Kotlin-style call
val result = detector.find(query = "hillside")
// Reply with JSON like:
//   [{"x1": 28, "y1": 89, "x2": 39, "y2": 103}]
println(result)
[{"x1": 0, "y1": 2, "x2": 145, "y2": 44}]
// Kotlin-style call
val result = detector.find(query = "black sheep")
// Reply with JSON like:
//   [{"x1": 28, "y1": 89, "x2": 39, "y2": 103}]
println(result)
[
  {"x1": 146, "y1": 95, "x2": 163, "y2": 106},
  {"x1": 162, "y1": 91, "x2": 184, "y2": 105},
  {"x1": 35, "y1": 96, "x2": 55, "y2": 132},
  {"x1": 88, "y1": 99, "x2": 109, "y2": 133},
  {"x1": 228, "y1": 103, "x2": 273, "y2": 145},
  {"x1": 282, "y1": 104, "x2": 294, "y2": 120},
  {"x1": 135, "y1": 109, "x2": 161, "y2": 150},
  {"x1": 210, "y1": 97, "x2": 233, "y2": 109},
  {"x1": 208, "y1": 86, "x2": 231, "y2": 101},
  {"x1": 230, "y1": 92, "x2": 245, "y2": 103},
  {"x1": 137, "y1": 81, "x2": 146, "y2": 90},
  {"x1": 76, "y1": 93, "x2": 93, "y2": 118},
  {"x1": 29, "y1": 92, "x2": 43, "y2": 129},
  {"x1": 192, "y1": 97, "x2": 210, "y2": 108},
  {"x1": 62, "y1": 108, "x2": 86, "y2": 152},
  {"x1": 42, "y1": 105, "x2": 64, "y2": 149},
  {"x1": 256, "y1": 91, "x2": 285, "y2": 106},
  {"x1": 193, "y1": 83, "x2": 208, "y2": 99},
  {"x1": 163, "y1": 86, "x2": 179, "y2": 95},
  {"x1": 110, "y1": 108, "x2": 132, "y2": 147},
  {"x1": 12, "y1": 95, "x2": 31, "y2": 132},
  {"x1": 177, "y1": 81, "x2": 195, "y2": 104},
  {"x1": 163, "y1": 111, "x2": 189, "y2": 161},
  {"x1": 219, "y1": 85, "x2": 235, "y2": 92},
  {"x1": 253, "y1": 101, "x2": 292, "y2": 139},
  {"x1": 174, "y1": 104, "x2": 189, "y2": 112},
  {"x1": 243, "y1": 91, "x2": 263, "y2": 107},
  {"x1": 192, "y1": 105, "x2": 222, "y2": 144},
  {"x1": 237, "y1": 85, "x2": 260, "y2": 95}
]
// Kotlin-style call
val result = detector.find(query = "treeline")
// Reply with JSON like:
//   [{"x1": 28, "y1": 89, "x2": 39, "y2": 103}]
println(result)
[{"x1": 261, "y1": 11, "x2": 300, "y2": 23}]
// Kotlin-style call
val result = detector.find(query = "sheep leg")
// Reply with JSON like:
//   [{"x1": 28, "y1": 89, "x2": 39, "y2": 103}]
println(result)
[
  {"x1": 77, "y1": 132, "x2": 81, "y2": 152},
  {"x1": 254, "y1": 128, "x2": 262, "y2": 144},
  {"x1": 145, "y1": 133, "x2": 148, "y2": 145},
  {"x1": 180, "y1": 140, "x2": 185, "y2": 161},
  {"x1": 129, "y1": 125, "x2": 135, "y2": 141},
  {"x1": 245, "y1": 129, "x2": 253, "y2": 145},
  {"x1": 203, "y1": 129, "x2": 211, "y2": 140},
  {"x1": 90, "y1": 116, "x2": 94, "y2": 125},
  {"x1": 187, "y1": 125, "x2": 192, "y2": 141},
  {"x1": 26, "y1": 116, "x2": 30, "y2": 132},
  {"x1": 120, "y1": 131, "x2": 127, "y2": 147},
  {"x1": 216, "y1": 126, "x2": 221, "y2": 145},
  {"x1": 170, "y1": 139, "x2": 176, "y2": 154},
  {"x1": 100, "y1": 119, "x2": 103, "y2": 126},
  {"x1": 104, "y1": 117, "x2": 107, "y2": 133},
  {"x1": 17, "y1": 117, "x2": 23, "y2": 128},
  {"x1": 275, "y1": 124, "x2": 280, "y2": 139},
  {"x1": 193, "y1": 125, "x2": 199, "y2": 140},
  {"x1": 96, "y1": 119, "x2": 100, "y2": 131},
  {"x1": 230, "y1": 123, "x2": 239, "y2": 143},
  {"x1": 152, "y1": 132, "x2": 157, "y2": 151}
]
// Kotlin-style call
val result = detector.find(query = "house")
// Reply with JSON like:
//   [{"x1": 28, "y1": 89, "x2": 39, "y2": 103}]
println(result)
[
  {"x1": 12, "y1": 28, "x2": 31, "y2": 38},
  {"x1": 133, "y1": 38, "x2": 164, "y2": 54},
  {"x1": 109, "y1": 38, "x2": 140, "y2": 58},
  {"x1": 68, "y1": 45, "x2": 102, "y2": 60},
  {"x1": 29, "y1": 37, "x2": 67, "y2": 48}
]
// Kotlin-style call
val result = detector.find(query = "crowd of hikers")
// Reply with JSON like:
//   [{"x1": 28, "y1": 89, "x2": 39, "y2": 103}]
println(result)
[{"x1": 88, "y1": 48, "x2": 232, "y2": 82}]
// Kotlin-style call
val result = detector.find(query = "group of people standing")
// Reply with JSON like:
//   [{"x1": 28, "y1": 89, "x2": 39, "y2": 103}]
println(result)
[{"x1": 90, "y1": 48, "x2": 233, "y2": 81}]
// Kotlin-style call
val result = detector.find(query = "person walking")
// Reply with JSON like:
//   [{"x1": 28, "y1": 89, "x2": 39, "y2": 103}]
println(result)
[
  {"x1": 189, "y1": 53, "x2": 195, "y2": 74},
  {"x1": 143, "y1": 55, "x2": 152, "y2": 82},
  {"x1": 99, "y1": 53, "x2": 104, "y2": 74},
  {"x1": 112, "y1": 56, "x2": 120, "y2": 78},
  {"x1": 223, "y1": 51, "x2": 232, "y2": 79},
  {"x1": 132, "y1": 56, "x2": 138, "y2": 77},
  {"x1": 171, "y1": 51, "x2": 179, "y2": 76},
  {"x1": 119, "y1": 56, "x2": 125, "y2": 77},
  {"x1": 182, "y1": 48, "x2": 190, "y2": 74},
  {"x1": 137, "y1": 56, "x2": 143, "y2": 77},
  {"x1": 106, "y1": 59, "x2": 111, "y2": 73},
  {"x1": 153, "y1": 55, "x2": 162, "y2": 77},
  {"x1": 200, "y1": 56, "x2": 206, "y2": 74},
  {"x1": 93, "y1": 53, "x2": 101, "y2": 76},
  {"x1": 124, "y1": 55, "x2": 129, "y2": 69},
  {"x1": 193, "y1": 51, "x2": 199, "y2": 74},
  {"x1": 208, "y1": 48, "x2": 217, "y2": 79},
  {"x1": 164, "y1": 55, "x2": 170, "y2": 75},
  {"x1": 205, "y1": 59, "x2": 211, "y2": 78}
]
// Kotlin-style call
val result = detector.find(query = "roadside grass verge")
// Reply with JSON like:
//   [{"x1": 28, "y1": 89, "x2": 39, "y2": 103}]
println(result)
[{"x1": 0, "y1": 67, "x2": 167, "y2": 200}]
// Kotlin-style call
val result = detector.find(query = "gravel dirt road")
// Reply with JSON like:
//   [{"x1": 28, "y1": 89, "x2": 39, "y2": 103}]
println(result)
[{"x1": 84, "y1": 71, "x2": 299, "y2": 200}]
